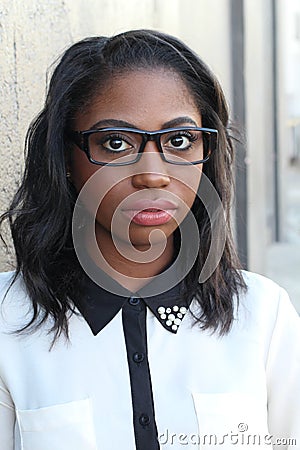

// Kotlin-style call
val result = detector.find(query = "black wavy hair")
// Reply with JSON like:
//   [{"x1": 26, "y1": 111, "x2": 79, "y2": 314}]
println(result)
[{"x1": 0, "y1": 29, "x2": 246, "y2": 342}]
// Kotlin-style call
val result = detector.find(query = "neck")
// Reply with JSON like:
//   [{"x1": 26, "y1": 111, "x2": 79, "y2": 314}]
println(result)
[{"x1": 86, "y1": 224, "x2": 175, "y2": 292}]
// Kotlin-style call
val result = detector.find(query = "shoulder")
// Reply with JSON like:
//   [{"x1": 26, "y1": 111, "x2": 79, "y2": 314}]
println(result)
[
  {"x1": 241, "y1": 269, "x2": 284, "y2": 295},
  {"x1": 0, "y1": 270, "x2": 16, "y2": 291},
  {"x1": 239, "y1": 269, "x2": 295, "y2": 308},
  {"x1": 0, "y1": 270, "x2": 27, "y2": 300},
  {"x1": 239, "y1": 269, "x2": 289, "y2": 307},
  {"x1": 0, "y1": 271, "x2": 32, "y2": 332},
  {"x1": 237, "y1": 270, "x2": 299, "y2": 332}
]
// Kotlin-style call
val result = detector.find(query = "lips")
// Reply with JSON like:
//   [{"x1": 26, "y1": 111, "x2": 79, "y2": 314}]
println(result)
[{"x1": 122, "y1": 199, "x2": 178, "y2": 226}]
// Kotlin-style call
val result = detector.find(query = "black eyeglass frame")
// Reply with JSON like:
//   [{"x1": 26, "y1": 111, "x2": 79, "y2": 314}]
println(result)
[{"x1": 68, "y1": 126, "x2": 218, "y2": 166}]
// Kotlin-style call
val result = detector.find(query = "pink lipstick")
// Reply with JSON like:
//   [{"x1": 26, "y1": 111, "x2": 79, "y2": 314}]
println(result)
[{"x1": 122, "y1": 199, "x2": 177, "y2": 226}]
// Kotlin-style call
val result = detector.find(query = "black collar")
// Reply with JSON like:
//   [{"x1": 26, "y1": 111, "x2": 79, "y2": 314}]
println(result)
[{"x1": 75, "y1": 266, "x2": 194, "y2": 336}]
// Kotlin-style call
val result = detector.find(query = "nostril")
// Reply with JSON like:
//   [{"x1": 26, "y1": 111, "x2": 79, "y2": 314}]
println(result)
[{"x1": 131, "y1": 170, "x2": 171, "y2": 189}]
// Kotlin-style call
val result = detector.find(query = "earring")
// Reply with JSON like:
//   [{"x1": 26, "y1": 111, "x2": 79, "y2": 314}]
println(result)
[{"x1": 66, "y1": 171, "x2": 71, "y2": 178}]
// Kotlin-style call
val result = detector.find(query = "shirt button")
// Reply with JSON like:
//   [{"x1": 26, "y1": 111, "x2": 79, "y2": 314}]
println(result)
[
  {"x1": 128, "y1": 297, "x2": 140, "y2": 306},
  {"x1": 133, "y1": 352, "x2": 145, "y2": 363},
  {"x1": 139, "y1": 414, "x2": 151, "y2": 426}
]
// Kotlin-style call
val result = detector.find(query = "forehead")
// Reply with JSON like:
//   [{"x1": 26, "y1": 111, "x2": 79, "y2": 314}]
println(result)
[{"x1": 74, "y1": 68, "x2": 202, "y2": 130}]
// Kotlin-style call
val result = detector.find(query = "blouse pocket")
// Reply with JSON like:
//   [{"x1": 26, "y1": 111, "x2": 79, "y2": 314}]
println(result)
[
  {"x1": 192, "y1": 392, "x2": 270, "y2": 449},
  {"x1": 16, "y1": 398, "x2": 97, "y2": 450}
]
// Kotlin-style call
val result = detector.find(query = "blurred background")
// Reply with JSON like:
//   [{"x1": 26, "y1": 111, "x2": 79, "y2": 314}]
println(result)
[{"x1": 0, "y1": 0, "x2": 299, "y2": 312}]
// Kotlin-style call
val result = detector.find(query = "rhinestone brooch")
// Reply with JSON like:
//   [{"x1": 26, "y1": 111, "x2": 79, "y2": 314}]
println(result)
[{"x1": 157, "y1": 305, "x2": 188, "y2": 331}]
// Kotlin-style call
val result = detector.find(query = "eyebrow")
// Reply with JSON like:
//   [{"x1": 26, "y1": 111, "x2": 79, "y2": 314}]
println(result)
[{"x1": 89, "y1": 116, "x2": 199, "y2": 131}]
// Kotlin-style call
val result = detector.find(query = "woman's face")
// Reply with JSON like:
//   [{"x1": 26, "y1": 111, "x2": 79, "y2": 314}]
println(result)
[{"x1": 70, "y1": 69, "x2": 203, "y2": 252}]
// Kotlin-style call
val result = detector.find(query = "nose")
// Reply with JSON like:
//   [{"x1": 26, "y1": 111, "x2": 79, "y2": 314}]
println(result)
[{"x1": 131, "y1": 140, "x2": 171, "y2": 189}]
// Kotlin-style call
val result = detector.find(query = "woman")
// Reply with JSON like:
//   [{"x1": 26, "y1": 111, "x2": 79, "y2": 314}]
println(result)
[{"x1": 0, "y1": 29, "x2": 299, "y2": 450}]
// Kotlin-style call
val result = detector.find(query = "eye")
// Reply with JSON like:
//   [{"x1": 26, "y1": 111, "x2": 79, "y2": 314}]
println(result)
[
  {"x1": 101, "y1": 135, "x2": 133, "y2": 152},
  {"x1": 164, "y1": 131, "x2": 198, "y2": 151},
  {"x1": 169, "y1": 135, "x2": 191, "y2": 149}
]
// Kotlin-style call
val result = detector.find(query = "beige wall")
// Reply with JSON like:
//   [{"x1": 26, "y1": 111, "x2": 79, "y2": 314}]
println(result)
[
  {"x1": 244, "y1": 0, "x2": 288, "y2": 272},
  {"x1": 244, "y1": 0, "x2": 275, "y2": 272},
  {"x1": 0, "y1": 0, "x2": 233, "y2": 271},
  {"x1": 177, "y1": 0, "x2": 232, "y2": 101}
]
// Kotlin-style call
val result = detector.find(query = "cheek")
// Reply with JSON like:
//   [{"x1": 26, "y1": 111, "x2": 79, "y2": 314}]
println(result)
[
  {"x1": 95, "y1": 187, "x2": 122, "y2": 225},
  {"x1": 94, "y1": 178, "x2": 133, "y2": 232},
  {"x1": 69, "y1": 149, "x2": 96, "y2": 192},
  {"x1": 70, "y1": 148, "x2": 129, "y2": 216},
  {"x1": 173, "y1": 169, "x2": 202, "y2": 207},
  {"x1": 183, "y1": 185, "x2": 198, "y2": 206}
]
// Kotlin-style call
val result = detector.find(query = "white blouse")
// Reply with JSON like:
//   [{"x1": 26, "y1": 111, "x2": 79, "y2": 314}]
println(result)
[{"x1": 0, "y1": 270, "x2": 299, "y2": 450}]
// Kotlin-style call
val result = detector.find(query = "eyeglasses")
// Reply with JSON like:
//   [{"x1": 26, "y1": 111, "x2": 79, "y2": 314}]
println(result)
[{"x1": 69, "y1": 126, "x2": 218, "y2": 166}]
